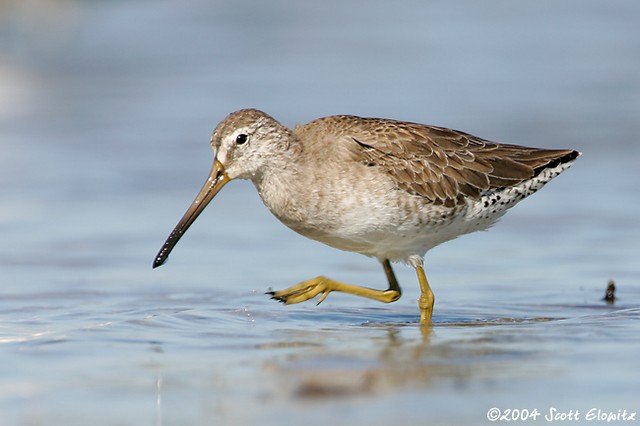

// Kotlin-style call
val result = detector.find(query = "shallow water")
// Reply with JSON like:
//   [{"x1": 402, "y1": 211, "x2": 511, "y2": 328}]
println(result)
[{"x1": 1, "y1": 0, "x2": 639, "y2": 425}]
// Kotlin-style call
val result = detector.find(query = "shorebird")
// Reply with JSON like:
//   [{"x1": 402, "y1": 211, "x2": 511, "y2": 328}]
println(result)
[{"x1": 153, "y1": 109, "x2": 579, "y2": 324}]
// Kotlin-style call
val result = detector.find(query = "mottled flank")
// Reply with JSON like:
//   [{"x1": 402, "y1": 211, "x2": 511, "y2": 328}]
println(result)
[{"x1": 154, "y1": 108, "x2": 580, "y2": 323}]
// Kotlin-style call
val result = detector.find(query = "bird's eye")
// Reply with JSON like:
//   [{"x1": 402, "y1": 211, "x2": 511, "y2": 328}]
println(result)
[{"x1": 235, "y1": 134, "x2": 248, "y2": 145}]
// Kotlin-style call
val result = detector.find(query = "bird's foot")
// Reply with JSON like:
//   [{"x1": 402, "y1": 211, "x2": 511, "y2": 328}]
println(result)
[
  {"x1": 267, "y1": 276, "x2": 401, "y2": 306},
  {"x1": 267, "y1": 276, "x2": 334, "y2": 305},
  {"x1": 416, "y1": 265, "x2": 435, "y2": 326}
]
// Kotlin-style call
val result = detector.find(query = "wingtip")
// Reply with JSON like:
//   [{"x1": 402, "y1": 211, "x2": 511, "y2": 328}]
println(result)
[{"x1": 560, "y1": 149, "x2": 581, "y2": 163}]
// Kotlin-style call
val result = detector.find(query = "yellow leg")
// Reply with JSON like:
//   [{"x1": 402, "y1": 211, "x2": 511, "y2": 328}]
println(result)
[
  {"x1": 268, "y1": 259, "x2": 402, "y2": 305},
  {"x1": 416, "y1": 265, "x2": 435, "y2": 325}
]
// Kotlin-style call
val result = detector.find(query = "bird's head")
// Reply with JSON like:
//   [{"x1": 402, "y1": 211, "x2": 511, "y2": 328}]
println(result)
[{"x1": 152, "y1": 109, "x2": 290, "y2": 268}]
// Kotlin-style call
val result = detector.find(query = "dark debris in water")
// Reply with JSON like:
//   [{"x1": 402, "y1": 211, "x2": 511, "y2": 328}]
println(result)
[{"x1": 603, "y1": 279, "x2": 616, "y2": 304}]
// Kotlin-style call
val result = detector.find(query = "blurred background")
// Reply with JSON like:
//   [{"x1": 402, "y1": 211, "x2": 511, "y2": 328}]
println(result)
[{"x1": 1, "y1": 0, "x2": 639, "y2": 425}]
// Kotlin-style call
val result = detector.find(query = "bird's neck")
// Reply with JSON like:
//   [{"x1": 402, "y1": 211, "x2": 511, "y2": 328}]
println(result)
[{"x1": 252, "y1": 150, "x2": 311, "y2": 230}]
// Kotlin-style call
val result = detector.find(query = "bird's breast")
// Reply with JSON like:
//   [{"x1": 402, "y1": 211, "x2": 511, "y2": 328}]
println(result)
[{"x1": 253, "y1": 166, "x2": 482, "y2": 261}]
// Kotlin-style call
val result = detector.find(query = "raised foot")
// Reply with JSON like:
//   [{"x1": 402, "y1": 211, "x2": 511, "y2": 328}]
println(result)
[
  {"x1": 267, "y1": 276, "x2": 335, "y2": 305},
  {"x1": 267, "y1": 275, "x2": 401, "y2": 306}
]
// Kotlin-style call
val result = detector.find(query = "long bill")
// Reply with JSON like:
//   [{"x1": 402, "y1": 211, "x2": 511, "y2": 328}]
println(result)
[{"x1": 152, "y1": 159, "x2": 230, "y2": 268}]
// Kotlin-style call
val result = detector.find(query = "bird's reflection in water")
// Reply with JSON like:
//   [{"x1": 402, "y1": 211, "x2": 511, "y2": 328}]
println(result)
[{"x1": 261, "y1": 316, "x2": 538, "y2": 400}]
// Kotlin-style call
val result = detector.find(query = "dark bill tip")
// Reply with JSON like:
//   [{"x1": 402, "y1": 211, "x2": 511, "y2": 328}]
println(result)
[{"x1": 151, "y1": 159, "x2": 229, "y2": 269}]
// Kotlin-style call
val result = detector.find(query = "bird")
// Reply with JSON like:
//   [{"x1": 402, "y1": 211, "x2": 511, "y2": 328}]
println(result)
[{"x1": 152, "y1": 109, "x2": 580, "y2": 325}]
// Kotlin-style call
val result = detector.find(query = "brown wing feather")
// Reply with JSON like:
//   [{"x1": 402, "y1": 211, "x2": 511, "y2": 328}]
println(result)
[{"x1": 337, "y1": 116, "x2": 577, "y2": 205}]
